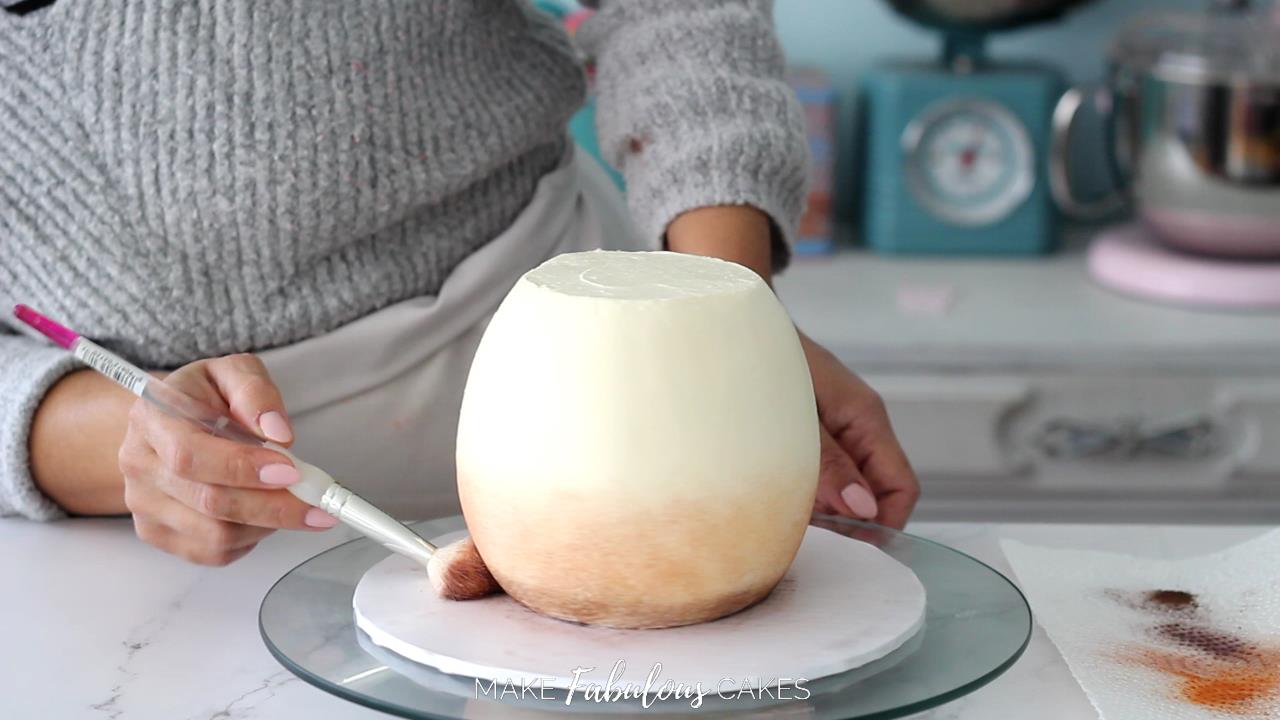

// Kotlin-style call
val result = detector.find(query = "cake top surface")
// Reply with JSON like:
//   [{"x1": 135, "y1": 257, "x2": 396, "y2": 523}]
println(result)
[{"x1": 523, "y1": 251, "x2": 762, "y2": 300}]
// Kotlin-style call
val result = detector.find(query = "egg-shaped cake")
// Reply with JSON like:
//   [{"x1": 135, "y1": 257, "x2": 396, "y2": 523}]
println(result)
[{"x1": 455, "y1": 250, "x2": 819, "y2": 629}]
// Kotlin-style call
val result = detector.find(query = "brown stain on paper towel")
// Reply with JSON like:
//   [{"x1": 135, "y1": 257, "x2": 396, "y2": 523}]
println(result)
[
  {"x1": 1146, "y1": 589, "x2": 1198, "y2": 611},
  {"x1": 1108, "y1": 589, "x2": 1280, "y2": 717}
]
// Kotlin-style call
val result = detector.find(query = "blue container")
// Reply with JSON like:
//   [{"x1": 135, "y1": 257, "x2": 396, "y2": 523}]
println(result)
[{"x1": 862, "y1": 63, "x2": 1064, "y2": 255}]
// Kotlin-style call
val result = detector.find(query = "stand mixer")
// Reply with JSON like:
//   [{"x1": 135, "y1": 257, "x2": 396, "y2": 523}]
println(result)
[{"x1": 1055, "y1": 0, "x2": 1280, "y2": 309}]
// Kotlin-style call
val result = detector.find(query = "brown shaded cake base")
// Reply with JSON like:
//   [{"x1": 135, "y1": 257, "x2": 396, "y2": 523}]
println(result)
[
  {"x1": 497, "y1": 571, "x2": 786, "y2": 630},
  {"x1": 457, "y1": 468, "x2": 814, "y2": 631}
]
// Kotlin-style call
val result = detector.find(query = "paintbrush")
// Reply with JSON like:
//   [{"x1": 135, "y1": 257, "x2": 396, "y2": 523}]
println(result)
[{"x1": 14, "y1": 304, "x2": 500, "y2": 601}]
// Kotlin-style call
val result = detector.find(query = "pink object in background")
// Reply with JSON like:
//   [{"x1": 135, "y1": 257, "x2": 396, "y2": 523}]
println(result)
[
  {"x1": 1142, "y1": 207, "x2": 1280, "y2": 259},
  {"x1": 562, "y1": 8, "x2": 592, "y2": 35},
  {"x1": 788, "y1": 66, "x2": 836, "y2": 255},
  {"x1": 895, "y1": 284, "x2": 957, "y2": 317},
  {"x1": 1087, "y1": 225, "x2": 1280, "y2": 310}
]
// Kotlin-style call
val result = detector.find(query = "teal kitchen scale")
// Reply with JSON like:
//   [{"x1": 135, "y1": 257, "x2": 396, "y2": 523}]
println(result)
[{"x1": 862, "y1": 0, "x2": 1095, "y2": 254}]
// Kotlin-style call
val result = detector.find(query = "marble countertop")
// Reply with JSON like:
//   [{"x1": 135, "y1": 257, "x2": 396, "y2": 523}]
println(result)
[{"x1": 0, "y1": 517, "x2": 1268, "y2": 719}]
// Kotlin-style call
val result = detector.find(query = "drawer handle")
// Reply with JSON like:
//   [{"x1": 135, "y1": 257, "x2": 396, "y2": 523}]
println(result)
[
  {"x1": 1141, "y1": 417, "x2": 1218, "y2": 458},
  {"x1": 1034, "y1": 419, "x2": 1122, "y2": 459},
  {"x1": 1033, "y1": 416, "x2": 1219, "y2": 460}
]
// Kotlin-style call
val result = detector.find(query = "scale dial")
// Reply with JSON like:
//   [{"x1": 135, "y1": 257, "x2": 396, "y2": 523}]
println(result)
[{"x1": 902, "y1": 99, "x2": 1034, "y2": 226}]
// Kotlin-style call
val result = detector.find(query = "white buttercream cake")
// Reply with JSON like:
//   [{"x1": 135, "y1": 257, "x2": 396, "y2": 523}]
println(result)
[{"x1": 455, "y1": 250, "x2": 819, "y2": 629}]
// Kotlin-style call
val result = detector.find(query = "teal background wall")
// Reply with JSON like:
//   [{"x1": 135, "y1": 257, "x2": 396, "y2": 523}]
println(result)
[{"x1": 770, "y1": 0, "x2": 1204, "y2": 226}]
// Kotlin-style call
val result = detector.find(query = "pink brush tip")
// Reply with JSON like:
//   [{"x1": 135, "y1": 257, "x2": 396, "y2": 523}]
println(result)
[{"x1": 13, "y1": 305, "x2": 80, "y2": 350}]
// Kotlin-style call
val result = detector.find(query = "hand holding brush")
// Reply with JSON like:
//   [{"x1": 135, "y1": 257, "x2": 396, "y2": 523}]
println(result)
[{"x1": 14, "y1": 304, "x2": 499, "y2": 600}]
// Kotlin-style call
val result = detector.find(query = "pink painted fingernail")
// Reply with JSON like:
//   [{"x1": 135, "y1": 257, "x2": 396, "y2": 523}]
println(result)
[
  {"x1": 840, "y1": 483, "x2": 879, "y2": 519},
  {"x1": 259, "y1": 464, "x2": 300, "y2": 486},
  {"x1": 258, "y1": 410, "x2": 293, "y2": 444},
  {"x1": 305, "y1": 508, "x2": 338, "y2": 529}
]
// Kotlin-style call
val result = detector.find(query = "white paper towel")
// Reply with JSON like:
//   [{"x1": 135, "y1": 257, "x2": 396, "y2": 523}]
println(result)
[{"x1": 1002, "y1": 530, "x2": 1280, "y2": 720}]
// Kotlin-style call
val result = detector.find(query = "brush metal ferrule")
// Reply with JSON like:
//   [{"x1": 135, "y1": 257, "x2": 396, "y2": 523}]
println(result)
[{"x1": 323, "y1": 481, "x2": 438, "y2": 567}]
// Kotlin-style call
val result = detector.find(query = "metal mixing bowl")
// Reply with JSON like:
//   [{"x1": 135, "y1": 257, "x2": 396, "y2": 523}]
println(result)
[
  {"x1": 885, "y1": 0, "x2": 1094, "y2": 32},
  {"x1": 1053, "y1": 1, "x2": 1280, "y2": 257}
]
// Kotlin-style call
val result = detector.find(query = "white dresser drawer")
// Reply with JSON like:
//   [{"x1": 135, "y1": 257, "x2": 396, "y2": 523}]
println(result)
[
  {"x1": 861, "y1": 371, "x2": 1280, "y2": 523},
  {"x1": 860, "y1": 375, "x2": 1033, "y2": 478},
  {"x1": 773, "y1": 244, "x2": 1280, "y2": 523},
  {"x1": 1216, "y1": 381, "x2": 1280, "y2": 477}
]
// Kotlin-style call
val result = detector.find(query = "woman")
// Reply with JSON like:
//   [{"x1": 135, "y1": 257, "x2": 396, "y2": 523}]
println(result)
[{"x1": 0, "y1": 0, "x2": 917, "y2": 565}]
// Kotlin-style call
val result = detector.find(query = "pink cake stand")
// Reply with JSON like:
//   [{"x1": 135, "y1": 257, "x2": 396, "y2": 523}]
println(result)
[{"x1": 1088, "y1": 224, "x2": 1280, "y2": 310}]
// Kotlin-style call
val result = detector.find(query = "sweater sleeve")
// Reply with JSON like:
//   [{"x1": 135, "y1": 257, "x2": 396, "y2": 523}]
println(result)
[
  {"x1": 0, "y1": 328, "x2": 77, "y2": 520},
  {"x1": 577, "y1": 0, "x2": 810, "y2": 271}
]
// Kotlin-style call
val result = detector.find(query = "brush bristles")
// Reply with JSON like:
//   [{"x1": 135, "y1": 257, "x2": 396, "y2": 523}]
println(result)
[{"x1": 427, "y1": 536, "x2": 502, "y2": 600}]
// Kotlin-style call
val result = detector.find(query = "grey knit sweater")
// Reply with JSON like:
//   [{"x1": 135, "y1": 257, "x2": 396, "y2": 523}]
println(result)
[{"x1": 0, "y1": 0, "x2": 808, "y2": 520}]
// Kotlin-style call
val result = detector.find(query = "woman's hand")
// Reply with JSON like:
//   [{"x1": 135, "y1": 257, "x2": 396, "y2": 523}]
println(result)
[
  {"x1": 801, "y1": 334, "x2": 919, "y2": 529},
  {"x1": 116, "y1": 354, "x2": 332, "y2": 565}
]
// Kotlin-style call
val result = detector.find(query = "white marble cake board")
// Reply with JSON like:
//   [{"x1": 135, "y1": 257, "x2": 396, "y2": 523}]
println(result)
[{"x1": 353, "y1": 525, "x2": 926, "y2": 691}]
